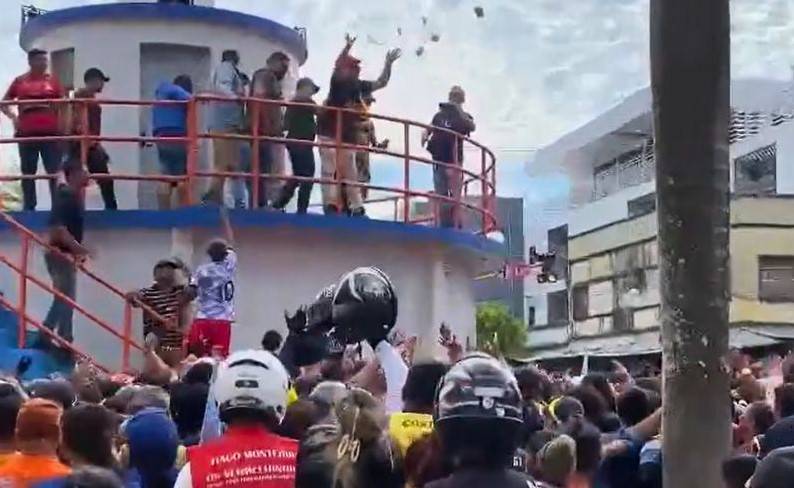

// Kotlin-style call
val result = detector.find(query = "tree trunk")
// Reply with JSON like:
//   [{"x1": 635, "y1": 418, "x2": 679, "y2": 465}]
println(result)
[{"x1": 651, "y1": 1, "x2": 731, "y2": 488}]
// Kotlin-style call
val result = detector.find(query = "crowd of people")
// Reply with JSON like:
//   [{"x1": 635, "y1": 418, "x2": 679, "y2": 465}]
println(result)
[
  {"x1": 3, "y1": 253, "x2": 794, "y2": 487},
  {"x1": 2, "y1": 38, "x2": 477, "y2": 227}
]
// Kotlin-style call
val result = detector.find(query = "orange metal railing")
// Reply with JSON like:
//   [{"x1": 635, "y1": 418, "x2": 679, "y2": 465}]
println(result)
[
  {"x1": 0, "y1": 95, "x2": 498, "y2": 372},
  {"x1": 0, "y1": 96, "x2": 498, "y2": 232},
  {"x1": 0, "y1": 211, "x2": 172, "y2": 372}
]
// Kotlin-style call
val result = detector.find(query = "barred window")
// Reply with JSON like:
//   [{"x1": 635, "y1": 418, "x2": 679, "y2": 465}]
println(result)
[
  {"x1": 759, "y1": 256, "x2": 794, "y2": 302},
  {"x1": 735, "y1": 144, "x2": 776, "y2": 195}
]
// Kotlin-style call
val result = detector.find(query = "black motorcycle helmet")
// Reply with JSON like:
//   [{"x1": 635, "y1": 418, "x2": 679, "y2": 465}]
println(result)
[
  {"x1": 331, "y1": 267, "x2": 398, "y2": 345},
  {"x1": 434, "y1": 353, "x2": 525, "y2": 469},
  {"x1": 305, "y1": 284, "x2": 337, "y2": 333},
  {"x1": 435, "y1": 352, "x2": 523, "y2": 424}
]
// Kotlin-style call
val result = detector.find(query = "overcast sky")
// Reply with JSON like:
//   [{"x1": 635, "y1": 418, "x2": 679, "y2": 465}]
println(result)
[{"x1": 2, "y1": 0, "x2": 794, "y2": 227}]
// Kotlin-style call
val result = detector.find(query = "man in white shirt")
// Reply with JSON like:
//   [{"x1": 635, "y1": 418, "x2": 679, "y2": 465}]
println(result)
[{"x1": 187, "y1": 208, "x2": 237, "y2": 357}]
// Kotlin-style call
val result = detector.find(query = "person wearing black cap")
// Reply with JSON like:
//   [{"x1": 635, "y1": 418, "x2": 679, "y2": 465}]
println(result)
[
  {"x1": 273, "y1": 77, "x2": 320, "y2": 214},
  {"x1": 70, "y1": 67, "x2": 117, "y2": 210},
  {"x1": 126, "y1": 257, "x2": 193, "y2": 365}
]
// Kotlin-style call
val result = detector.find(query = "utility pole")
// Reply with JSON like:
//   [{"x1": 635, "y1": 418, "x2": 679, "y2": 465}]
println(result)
[{"x1": 651, "y1": 1, "x2": 731, "y2": 487}]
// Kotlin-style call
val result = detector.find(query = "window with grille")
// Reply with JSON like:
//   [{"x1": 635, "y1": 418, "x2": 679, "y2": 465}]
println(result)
[
  {"x1": 593, "y1": 143, "x2": 655, "y2": 200},
  {"x1": 594, "y1": 163, "x2": 618, "y2": 199},
  {"x1": 735, "y1": 144, "x2": 776, "y2": 195},
  {"x1": 759, "y1": 256, "x2": 794, "y2": 302}
]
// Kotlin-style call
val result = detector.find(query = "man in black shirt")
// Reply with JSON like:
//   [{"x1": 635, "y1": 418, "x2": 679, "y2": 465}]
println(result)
[
  {"x1": 44, "y1": 158, "x2": 89, "y2": 344},
  {"x1": 273, "y1": 77, "x2": 320, "y2": 214},
  {"x1": 424, "y1": 86, "x2": 476, "y2": 228}
]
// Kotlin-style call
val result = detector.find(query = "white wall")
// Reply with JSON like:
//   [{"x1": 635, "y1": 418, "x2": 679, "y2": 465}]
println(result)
[
  {"x1": 28, "y1": 19, "x2": 302, "y2": 210},
  {"x1": 0, "y1": 223, "x2": 480, "y2": 369},
  {"x1": 568, "y1": 181, "x2": 655, "y2": 236}
]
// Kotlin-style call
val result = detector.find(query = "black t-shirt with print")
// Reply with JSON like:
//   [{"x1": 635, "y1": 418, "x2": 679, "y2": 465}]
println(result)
[{"x1": 428, "y1": 103, "x2": 474, "y2": 163}]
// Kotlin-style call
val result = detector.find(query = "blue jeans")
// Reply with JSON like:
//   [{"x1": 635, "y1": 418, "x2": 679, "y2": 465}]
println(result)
[
  {"x1": 43, "y1": 252, "x2": 77, "y2": 342},
  {"x1": 19, "y1": 141, "x2": 61, "y2": 210}
]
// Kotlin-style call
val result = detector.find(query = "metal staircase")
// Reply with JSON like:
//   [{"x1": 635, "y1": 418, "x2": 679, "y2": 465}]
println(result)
[{"x1": 0, "y1": 211, "x2": 170, "y2": 376}]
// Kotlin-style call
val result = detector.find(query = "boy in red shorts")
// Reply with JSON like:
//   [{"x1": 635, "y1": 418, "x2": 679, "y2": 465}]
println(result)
[{"x1": 187, "y1": 208, "x2": 236, "y2": 357}]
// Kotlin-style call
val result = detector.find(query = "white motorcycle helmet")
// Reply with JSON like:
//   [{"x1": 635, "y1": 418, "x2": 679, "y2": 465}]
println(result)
[{"x1": 212, "y1": 349, "x2": 290, "y2": 422}]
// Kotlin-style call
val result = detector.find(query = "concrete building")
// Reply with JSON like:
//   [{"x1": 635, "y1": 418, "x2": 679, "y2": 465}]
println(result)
[{"x1": 526, "y1": 79, "x2": 794, "y2": 359}]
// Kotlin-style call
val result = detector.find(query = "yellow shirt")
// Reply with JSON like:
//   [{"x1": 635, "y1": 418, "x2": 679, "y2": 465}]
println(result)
[
  {"x1": 0, "y1": 452, "x2": 71, "y2": 487},
  {"x1": 287, "y1": 387, "x2": 298, "y2": 407},
  {"x1": 389, "y1": 412, "x2": 434, "y2": 455}
]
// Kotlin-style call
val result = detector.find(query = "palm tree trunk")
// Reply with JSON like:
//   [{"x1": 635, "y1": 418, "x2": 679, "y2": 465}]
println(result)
[{"x1": 651, "y1": 1, "x2": 732, "y2": 487}]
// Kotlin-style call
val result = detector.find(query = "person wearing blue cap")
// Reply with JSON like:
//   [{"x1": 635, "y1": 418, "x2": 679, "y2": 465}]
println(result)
[{"x1": 123, "y1": 408, "x2": 180, "y2": 488}]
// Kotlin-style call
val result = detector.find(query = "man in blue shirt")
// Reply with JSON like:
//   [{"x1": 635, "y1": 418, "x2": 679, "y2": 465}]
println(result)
[{"x1": 152, "y1": 75, "x2": 192, "y2": 209}]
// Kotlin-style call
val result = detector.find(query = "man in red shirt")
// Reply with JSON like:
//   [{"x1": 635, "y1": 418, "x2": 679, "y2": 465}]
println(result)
[
  {"x1": 71, "y1": 67, "x2": 117, "y2": 210},
  {"x1": 174, "y1": 349, "x2": 297, "y2": 487},
  {"x1": 1, "y1": 49, "x2": 65, "y2": 210}
]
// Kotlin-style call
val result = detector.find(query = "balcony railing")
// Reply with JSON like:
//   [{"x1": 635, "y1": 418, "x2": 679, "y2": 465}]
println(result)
[
  {"x1": 0, "y1": 95, "x2": 498, "y2": 233},
  {"x1": 592, "y1": 142, "x2": 655, "y2": 201}
]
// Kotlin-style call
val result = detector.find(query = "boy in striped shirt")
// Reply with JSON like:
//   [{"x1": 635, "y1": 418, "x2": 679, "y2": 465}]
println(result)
[{"x1": 127, "y1": 258, "x2": 193, "y2": 365}]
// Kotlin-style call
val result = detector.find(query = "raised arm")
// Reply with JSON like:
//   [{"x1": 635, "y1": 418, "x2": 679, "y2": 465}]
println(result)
[
  {"x1": 336, "y1": 33, "x2": 357, "y2": 66},
  {"x1": 369, "y1": 49, "x2": 402, "y2": 92},
  {"x1": 628, "y1": 407, "x2": 662, "y2": 442},
  {"x1": 219, "y1": 205, "x2": 234, "y2": 246}
]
